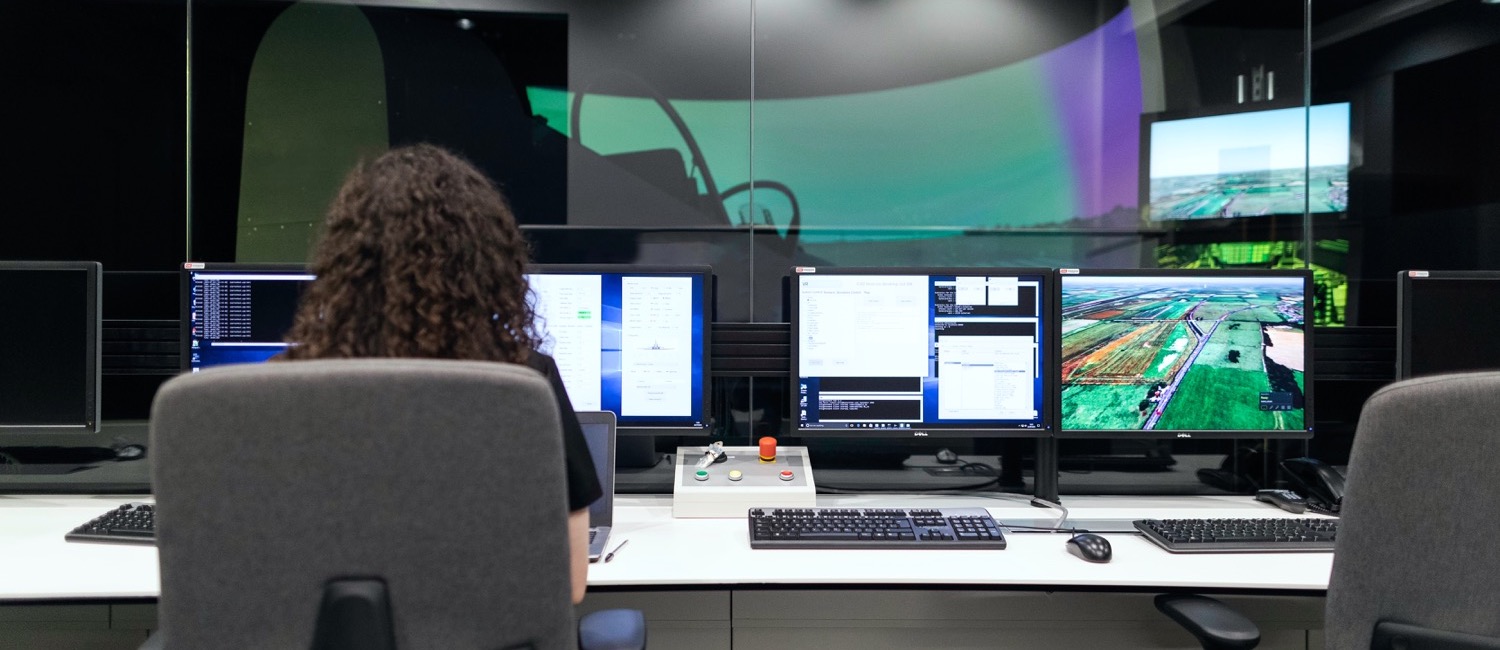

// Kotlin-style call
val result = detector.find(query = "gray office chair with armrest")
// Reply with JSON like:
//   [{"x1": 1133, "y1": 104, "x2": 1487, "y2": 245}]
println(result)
[
  {"x1": 1156, "y1": 371, "x2": 1500, "y2": 650},
  {"x1": 146, "y1": 359, "x2": 644, "y2": 650}
]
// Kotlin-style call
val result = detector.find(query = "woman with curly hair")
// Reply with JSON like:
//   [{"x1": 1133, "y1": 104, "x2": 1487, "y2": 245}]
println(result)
[{"x1": 282, "y1": 143, "x2": 601, "y2": 603}]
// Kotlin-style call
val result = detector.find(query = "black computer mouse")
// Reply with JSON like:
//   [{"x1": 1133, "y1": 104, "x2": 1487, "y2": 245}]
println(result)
[
  {"x1": 935, "y1": 448, "x2": 959, "y2": 464},
  {"x1": 1065, "y1": 533, "x2": 1112, "y2": 563}
]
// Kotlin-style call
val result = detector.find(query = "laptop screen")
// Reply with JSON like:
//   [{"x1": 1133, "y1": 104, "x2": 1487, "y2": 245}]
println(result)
[{"x1": 578, "y1": 412, "x2": 616, "y2": 527}]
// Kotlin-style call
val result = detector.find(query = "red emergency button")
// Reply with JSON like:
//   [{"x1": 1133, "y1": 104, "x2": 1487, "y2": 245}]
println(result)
[
  {"x1": 779, "y1": 470, "x2": 794, "y2": 481},
  {"x1": 759, "y1": 436, "x2": 777, "y2": 462}
]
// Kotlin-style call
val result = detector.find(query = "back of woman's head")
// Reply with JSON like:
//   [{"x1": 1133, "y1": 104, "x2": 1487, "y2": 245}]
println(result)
[{"x1": 283, "y1": 143, "x2": 536, "y2": 362}]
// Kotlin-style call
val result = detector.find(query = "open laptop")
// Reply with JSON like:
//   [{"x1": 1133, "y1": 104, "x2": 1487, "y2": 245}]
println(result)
[{"x1": 579, "y1": 411, "x2": 616, "y2": 562}]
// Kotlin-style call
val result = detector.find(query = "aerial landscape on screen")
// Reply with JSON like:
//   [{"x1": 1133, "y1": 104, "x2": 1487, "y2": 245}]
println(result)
[
  {"x1": 1149, "y1": 164, "x2": 1348, "y2": 219},
  {"x1": 1061, "y1": 276, "x2": 1305, "y2": 432},
  {"x1": 1146, "y1": 102, "x2": 1351, "y2": 220}
]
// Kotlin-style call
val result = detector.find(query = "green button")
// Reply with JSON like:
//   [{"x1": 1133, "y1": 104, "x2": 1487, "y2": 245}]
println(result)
[{"x1": 694, "y1": 470, "x2": 709, "y2": 481}]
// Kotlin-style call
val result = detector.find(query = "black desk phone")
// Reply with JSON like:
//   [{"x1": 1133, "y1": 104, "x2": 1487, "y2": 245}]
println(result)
[{"x1": 1280, "y1": 457, "x2": 1346, "y2": 515}]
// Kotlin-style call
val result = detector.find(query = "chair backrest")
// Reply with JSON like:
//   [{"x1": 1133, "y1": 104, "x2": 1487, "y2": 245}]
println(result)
[
  {"x1": 150, "y1": 359, "x2": 575, "y2": 649},
  {"x1": 1326, "y1": 371, "x2": 1500, "y2": 649}
]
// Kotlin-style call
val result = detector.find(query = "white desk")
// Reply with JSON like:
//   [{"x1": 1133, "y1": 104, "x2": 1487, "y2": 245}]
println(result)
[
  {"x1": 593, "y1": 493, "x2": 1332, "y2": 591},
  {"x1": 0, "y1": 493, "x2": 1334, "y2": 650},
  {"x1": 0, "y1": 492, "x2": 1331, "y2": 599}
]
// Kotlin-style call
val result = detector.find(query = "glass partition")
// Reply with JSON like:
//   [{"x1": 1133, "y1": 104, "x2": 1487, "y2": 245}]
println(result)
[{"x1": 26, "y1": 0, "x2": 1461, "y2": 494}]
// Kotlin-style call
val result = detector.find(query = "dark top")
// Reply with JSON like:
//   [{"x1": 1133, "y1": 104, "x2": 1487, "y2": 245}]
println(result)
[{"x1": 524, "y1": 352, "x2": 604, "y2": 512}]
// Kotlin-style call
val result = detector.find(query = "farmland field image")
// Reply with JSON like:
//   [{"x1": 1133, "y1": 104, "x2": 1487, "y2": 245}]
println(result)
[
  {"x1": 1061, "y1": 276, "x2": 1305, "y2": 432},
  {"x1": 1149, "y1": 164, "x2": 1348, "y2": 219}
]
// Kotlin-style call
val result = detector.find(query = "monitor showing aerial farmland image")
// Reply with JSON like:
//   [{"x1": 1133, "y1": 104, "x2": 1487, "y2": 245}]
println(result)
[
  {"x1": 1146, "y1": 103, "x2": 1349, "y2": 220},
  {"x1": 1059, "y1": 270, "x2": 1312, "y2": 438}
]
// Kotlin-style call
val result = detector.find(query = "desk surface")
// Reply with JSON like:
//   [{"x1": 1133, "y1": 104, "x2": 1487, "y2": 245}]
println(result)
[{"x1": 0, "y1": 493, "x2": 1334, "y2": 601}]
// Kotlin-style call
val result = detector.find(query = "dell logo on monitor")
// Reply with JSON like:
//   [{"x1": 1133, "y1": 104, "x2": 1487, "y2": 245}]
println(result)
[
  {"x1": 913, "y1": 431, "x2": 929, "y2": 437},
  {"x1": 1177, "y1": 433, "x2": 1193, "y2": 438}
]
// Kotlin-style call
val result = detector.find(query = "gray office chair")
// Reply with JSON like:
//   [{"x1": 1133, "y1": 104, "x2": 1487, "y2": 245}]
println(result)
[
  {"x1": 146, "y1": 359, "x2": 645, "y2": 650},
  {"x1": 1157, "y1": 371, "x2": 1500, "y2": 650}
]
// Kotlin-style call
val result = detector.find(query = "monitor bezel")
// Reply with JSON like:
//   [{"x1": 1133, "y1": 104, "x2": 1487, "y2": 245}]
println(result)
[
  {"x1": 788, "y1": 266, "x2": 1057, "y2": 439},
  {"x1": 1056, "y1": 267, "x2": 1314, "y2": 440},
  {"x1": 1395, "y1": 269, "x2": 1500, "y2": 381},
  {"x1": 526, "y1": 263, "x2": 715, "y2": 436},
  {"x1": 0, "y1": 260, "x2": 102, "y2": 433},
  {"x1": 179, "y1": 262, "x2": 312, "y2": 374}
]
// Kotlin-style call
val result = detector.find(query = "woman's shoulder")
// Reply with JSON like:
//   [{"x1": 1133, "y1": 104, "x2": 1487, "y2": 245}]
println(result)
[{"x1": 523, "y1": 351, "x2": 557, "y2": 376}]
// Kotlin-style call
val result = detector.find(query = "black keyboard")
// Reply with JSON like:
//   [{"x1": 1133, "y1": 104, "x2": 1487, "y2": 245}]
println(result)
[
  {"x1": 65, "y1": 503, "x2": 156, "y2": 545},
  {"x1": 749, "y1": 507, "x2": 1006, "y2": 549},
  {"x1": 1135, "y1": 517, "x2": 1338, "y2": 553}
]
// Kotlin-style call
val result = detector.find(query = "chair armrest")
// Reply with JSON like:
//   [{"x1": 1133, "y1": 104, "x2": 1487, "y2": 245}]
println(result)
[
  {"x1": 579, "y1": 608, "x2": 647, "y2": 650},
  {"x1": 1154, "y1": 594, "x2": 1261, "y2": 650}
]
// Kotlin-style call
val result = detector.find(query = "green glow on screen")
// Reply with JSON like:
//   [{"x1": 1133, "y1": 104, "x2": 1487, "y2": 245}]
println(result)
[
  {"x1": 528, "y1": 56, "x2": 1075, "y2": 240},
  {"x1": 236, "y1": 2, "x2": 388, "y2": 262},
  {"x1": 527, "y1": 87, "x2": 570, "y2": 137}
]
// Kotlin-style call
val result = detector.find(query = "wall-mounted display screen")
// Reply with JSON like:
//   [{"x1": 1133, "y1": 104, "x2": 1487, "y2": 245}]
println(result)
[{"x1": 1146, "y1": 102, "x2": 1350, "y2": 220}]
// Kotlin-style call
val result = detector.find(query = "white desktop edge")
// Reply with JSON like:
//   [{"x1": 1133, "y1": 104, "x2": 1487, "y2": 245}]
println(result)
[{"x1": 0, "y1": 493, "x2": 1333, "y2": 600}]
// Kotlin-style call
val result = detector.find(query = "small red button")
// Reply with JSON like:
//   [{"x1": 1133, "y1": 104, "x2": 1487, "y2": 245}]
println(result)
[{"x1": 779, "y1": 470, "x2": 794, "y2": 481}]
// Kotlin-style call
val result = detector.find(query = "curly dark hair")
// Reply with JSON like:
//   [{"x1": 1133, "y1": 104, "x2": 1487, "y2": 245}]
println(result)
[{"x1": 281, "y1": 143, "x2": 537, "y2": 363}]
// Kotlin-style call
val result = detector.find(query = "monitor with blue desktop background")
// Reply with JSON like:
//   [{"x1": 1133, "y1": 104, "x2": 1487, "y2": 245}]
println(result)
[
  {"x1": 181, "y1": 263, "x2": 313, "y2": 372},
  {"x1": 791, "y1": 267, "x2": 1054, "y2": 438},
  {"x1": 182, "y1": 262, "x2": 712, "y2": 434},
  {"x1": 0, "y1": 261, "x2": 101, "y2": 432},
  {"x1": 1058, "y1": 269, "x2": 1312, "y2": 439},
  {"x1": 526, "y1": 265, "x2": 712, "y2": 434}
]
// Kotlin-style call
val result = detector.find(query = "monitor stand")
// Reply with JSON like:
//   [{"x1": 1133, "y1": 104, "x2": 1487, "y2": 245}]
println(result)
[
  {"x1": 0, "y1": 446, "x2": 116, "y2": 475},
  {"x1": 807, "y1": 448, "x2": 1019, "y2": 492},
  {"x1": 615, "y1": 437, "x2": 675, "y2": 494},
  {"x1": 617, "y1": 437, "x2": 663, "y2": 469}
]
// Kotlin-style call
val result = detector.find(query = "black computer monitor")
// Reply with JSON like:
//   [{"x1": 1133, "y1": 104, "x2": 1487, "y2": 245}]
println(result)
[
  {"x1": 526, "y1": 265, "x2": 713, "y2": 435},
  {"x1": 790, "y1": 267, "x2": 1055, "y2": 438},
  {"x1": 1058, "y1": 268, "x2": 1313, "y2": 439},
  {"x1": 181, "y1": 263, "x2": 315, "y2": 372},
  {"x1": 0, "y1": 261, "x2": 101, "y2": 433},
  {"x1": 1396, "y1": 270, "x2": 1500, "y2": 380}
]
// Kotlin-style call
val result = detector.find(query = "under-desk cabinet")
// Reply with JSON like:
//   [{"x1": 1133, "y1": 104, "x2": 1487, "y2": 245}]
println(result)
[
  {"x1": 0, "y1": 590, "x2": 1322, "y2": 649},
  {"x1": 586, "y1": 588, "x2": 1325, "y2": 650}
]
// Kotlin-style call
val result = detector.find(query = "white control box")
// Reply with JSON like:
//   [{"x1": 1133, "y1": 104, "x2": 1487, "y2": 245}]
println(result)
[{"x1": 672, "y1": 445, "x2": 816, "y2": 518}]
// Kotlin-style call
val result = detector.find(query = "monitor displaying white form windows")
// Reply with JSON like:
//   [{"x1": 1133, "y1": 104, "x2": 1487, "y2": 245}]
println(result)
[
  {"x1": 791, "y1": 267, "x2": 1054, "y2": 437},
  {"x1": 526, "y1": 265, "x2": 712, "y2": 433}
]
